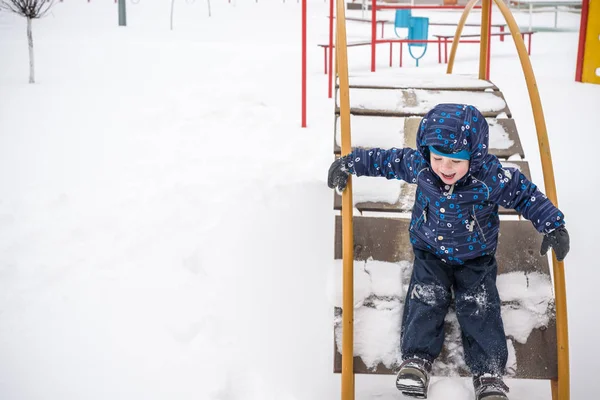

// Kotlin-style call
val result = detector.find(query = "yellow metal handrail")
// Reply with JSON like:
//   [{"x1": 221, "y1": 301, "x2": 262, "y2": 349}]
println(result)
[
  {"x1": 334, "y1": 1, "x2": 355, "y2": 400},
  {"x1": 447, "y1": 2, "x2": 570, "y2": 398}
]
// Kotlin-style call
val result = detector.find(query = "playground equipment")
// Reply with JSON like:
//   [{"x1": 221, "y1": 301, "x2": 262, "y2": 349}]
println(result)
[
  {"x1": 576, "y1": 0, "x2": 600, "y2": 84},
  {"x1": 318, "y1": 3, "x2": 516, "y2": 101},
  {"x1": 393, "y1": 9, "x2": 411, "y2": 36},
  {"x1": 407, "y1": 16, "x2": 429, "y2": 66},
  {"x1": 508, "y1": 0, "x2": 582, "y2": 31},
  {"x1": 393, "y1": 10, "x2": 430, "y2": 66},
  {"x1": 333, "y1": 0, "x2": 570, "y2": 399},
  {"x1": 370, "y1": 3, "x2": 486, "y2": 72}
]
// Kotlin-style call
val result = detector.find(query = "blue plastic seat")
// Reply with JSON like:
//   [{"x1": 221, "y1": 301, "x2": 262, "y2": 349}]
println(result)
[
  {"x1": 408, "y1": 17, "x2": 429, "y2": 66},
  {"x1": 394, "y1": 9, "x2": 412, "y2": 38}
]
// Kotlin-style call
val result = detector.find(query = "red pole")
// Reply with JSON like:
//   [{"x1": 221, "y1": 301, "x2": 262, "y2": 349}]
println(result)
[
  {"x1": 371, "y1": 0, "x2": 377, "y2": 72},
  {"x1": 575, "y1": 0, "x2": 589, "y2": 82},
  {"x1": 486, "y1": 2, "x2": 492, "y2": 80},
  {"x1": 328, "y1": 0, "x2": 334, "y2": 98},
  {"x1": 400, "y1": 42, "x2": 403, "y2": 67},
  {"x1": 302, "y1": 0, "x2": 307, "y2": 127}
]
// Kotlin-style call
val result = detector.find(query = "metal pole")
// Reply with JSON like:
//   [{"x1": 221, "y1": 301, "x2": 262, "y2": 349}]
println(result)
[
  {"x1": 446, "y1": 0, "x2": 479, "y2": 74},
  {"x1": 336, "y1": 0, "x2": 355, "y2": 395},
  {"x1": 486, "y1": 2, "x2": 493, "y2": 80},
  {"x1": 328, "y1": 0, "x2": 334, "y2": 98},
  {"x1": 479, "y1": 0, "x2": 491, "y2": 80},
  {"x1": 301, "y1": 0, "x2": 307, "y2": 127},
  {"x1": 575, "y1": 0, "x2": 589, "y2": 82},
  {"x1": 118, "y1": 0, "x2": 127, "y2": 26},
  {"x1": 371, "y1": 0, "x2": 377, "y2": 71}
]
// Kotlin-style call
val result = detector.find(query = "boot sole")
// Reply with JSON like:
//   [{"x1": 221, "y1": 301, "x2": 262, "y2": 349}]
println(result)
[
  {"x1": 397, "y1": 386, "x2": 427, "y2": 398},
  {"x1": 396, "y1": 366, "x2": 429, "y2": 398},
  {"x1": 478, "y1": 395, "x2": 508, "y2": 400}
]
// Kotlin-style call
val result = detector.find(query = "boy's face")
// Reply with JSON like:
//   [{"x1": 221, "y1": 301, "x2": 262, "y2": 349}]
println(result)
[{"x1": 430, "y1": 154, "x2": 470, "y2": 185}]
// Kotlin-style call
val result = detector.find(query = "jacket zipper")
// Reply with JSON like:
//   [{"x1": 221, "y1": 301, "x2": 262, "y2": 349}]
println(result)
[
  {"x1": 414, "y1": 201, "x2": 429, "y2": 230},
  {"x1": 472, "y1": 205, "x2": 487, "y2": 242}
]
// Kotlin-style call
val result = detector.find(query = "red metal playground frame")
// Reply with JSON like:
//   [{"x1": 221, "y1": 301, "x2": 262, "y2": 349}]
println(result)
[
  {"x1": 369, "y1": 2, "x2": 484, "y2": 73},
  {"x1": 300, "y1": 1, "x2": 492, "y2": 127}
]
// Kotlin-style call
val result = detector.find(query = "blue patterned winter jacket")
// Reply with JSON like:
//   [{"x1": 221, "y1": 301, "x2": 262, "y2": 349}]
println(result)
[{"x1": 342, "y1": 103, "x2": 565, "y2": 265}]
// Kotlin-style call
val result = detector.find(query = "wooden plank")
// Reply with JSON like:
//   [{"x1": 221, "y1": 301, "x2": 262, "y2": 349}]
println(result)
[
  {"x1": 333, "y1": 319, "x2": 557, "y2": 379},
  {"x1": 333, "y1": 161, "x2": 532, "y2": 215},
  {"x1": 489, "y1": 118, "x2": 525, "y2": 158},
  {"x1": 345, "y1": 74, "x2": 498, "y2": 91},
  {"x1": 334, "y1": 217, "x2": 550, "y2": 273},
  {"x1": 346, "y1": 1, "x2": 371, "y2": 10},
  {"x1": 511, "y1": 318, "x2": 558, "y2": 379},
  {"x1": 333, "y1": 116, "x2": 524, "y2": 159},
  {"x1": 332, "y1": 217, "x2": 557, "y2": 379},
  {"x1": 336, "y1": 88, "x2": 511, "y2": 118}
]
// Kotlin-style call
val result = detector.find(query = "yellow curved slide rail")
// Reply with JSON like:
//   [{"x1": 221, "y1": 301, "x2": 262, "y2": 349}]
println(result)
[
  {"x1": 334, "y1": 0, "x2": 355, "y2": 399},
  {"x1": 447, "y1": 1, "x2": 569, "y2": 399},
  {"x1": 446, "y1": 0, "x2": 481, "y2": 75}
]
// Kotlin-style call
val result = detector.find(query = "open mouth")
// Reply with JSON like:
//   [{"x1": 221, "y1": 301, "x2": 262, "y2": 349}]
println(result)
[{"x1": 440, "y1": 172, "x2": 456, "y2": 181}]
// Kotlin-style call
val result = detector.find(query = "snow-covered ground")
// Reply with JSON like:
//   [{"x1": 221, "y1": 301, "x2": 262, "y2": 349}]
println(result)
[{"x1": 0, "y1": 1, "x2": 598, "y2": 399}]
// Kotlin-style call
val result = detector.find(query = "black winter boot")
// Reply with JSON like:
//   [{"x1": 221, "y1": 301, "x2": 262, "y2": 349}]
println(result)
[
  {"x1": 473, "y1": 374, "x2": 509, "y2": 400},
  {"x1": 395, "y1": 358, "x2": 432, "y2": 398}
]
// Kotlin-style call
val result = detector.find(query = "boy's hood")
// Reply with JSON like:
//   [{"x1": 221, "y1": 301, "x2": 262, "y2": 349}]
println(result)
[{"x1": 416, "y1": 103, "x2": 490, "y2": 177}]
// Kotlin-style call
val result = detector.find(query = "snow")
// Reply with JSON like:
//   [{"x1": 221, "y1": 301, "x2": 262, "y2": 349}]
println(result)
[
  {"x1": 339, "y1": 87, "x2": 508, "y2": 114},
  {"x1": 0, "y1": 1, "x2": 599, "y2": 400},
  {"x1": 335, "y1": 115, "x2": 406, "y2": 150},
  {"x1": 488, "y1": 119, "x2": 516, "y2": 150},
  {"x1": 347, "y1": 72, "x2": 497, "y2": 89},
  {"x1": 351, "y1": 177, "x2": 404, "y2": 205},
  {"x1": 330, "y1": 260, "x2": 553, "y2": 377}
]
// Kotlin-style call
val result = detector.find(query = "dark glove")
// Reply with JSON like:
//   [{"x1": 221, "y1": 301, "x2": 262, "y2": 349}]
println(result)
[
  {"x1": 327, "y1": 157, "x2": 350, "y2": 192},
  {"x1": 540, "y1": 226, "x2": 570, "y2": 261}
]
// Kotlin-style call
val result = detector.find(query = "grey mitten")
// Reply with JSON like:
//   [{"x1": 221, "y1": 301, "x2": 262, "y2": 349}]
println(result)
[
  {"x1": 327, "y1": 157, "x2": 349, "y2": 192},
  {"x1": 540, "y1": 226, "x2": 570, "y2": 261}
]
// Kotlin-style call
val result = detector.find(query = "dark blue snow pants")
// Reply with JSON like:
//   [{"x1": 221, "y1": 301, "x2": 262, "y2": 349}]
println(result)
[{"x1": 400, "y1": 249, "x2": 508, "y2": 376}]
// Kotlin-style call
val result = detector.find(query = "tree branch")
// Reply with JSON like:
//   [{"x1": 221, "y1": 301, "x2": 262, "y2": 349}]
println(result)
[{"x1": 0, "y1": 0, "x2": 56, "y2": 19}]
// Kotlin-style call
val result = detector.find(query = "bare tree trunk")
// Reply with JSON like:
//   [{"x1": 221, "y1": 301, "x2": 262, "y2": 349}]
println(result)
[
  {"x1": 27, "y1": 16, "x2": 34, "y2": 84},
  {"x1": 170, "y1": 0, "x2": 175, "y2": 30},
  {"x1": 207, "y1": 0, "x2": 211, "y2": 17}
]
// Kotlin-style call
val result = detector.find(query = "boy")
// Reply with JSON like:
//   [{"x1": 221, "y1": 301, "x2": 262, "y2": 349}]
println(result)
[{"x1": 327, "y1": 104, "x2": 569, "y2": 400}]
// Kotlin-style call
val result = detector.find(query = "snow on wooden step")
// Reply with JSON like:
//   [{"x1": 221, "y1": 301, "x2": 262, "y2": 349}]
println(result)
[
  {"x1": 334, "y1": 115, "x2": 405, "y2": 151},
  {"x1": 331, "y1": 217, "x2": 557, "y2": 379},
  {"x1": 331, "y1": 263, "x2": 554, "y2": 377},
  {"x1": 346, "y1": 72, "x2": 497, "y2": 90},
  {"x1": 337, "y1": 88, "x2": 510, "y2": 117}
]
